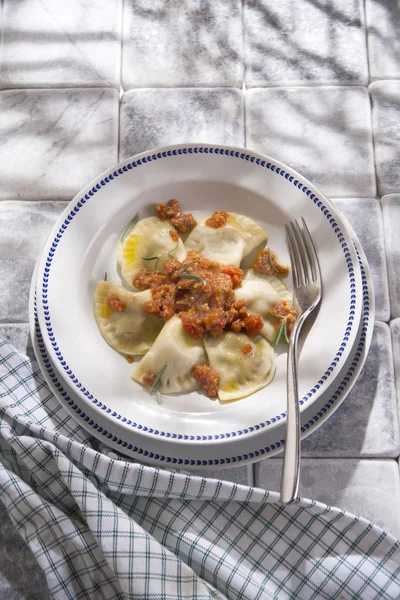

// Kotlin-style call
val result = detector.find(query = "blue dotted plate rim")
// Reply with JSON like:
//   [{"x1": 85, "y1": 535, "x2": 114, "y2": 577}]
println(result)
[{"x1": 39, "y1": 144, "x2": 360, "y2": 442}]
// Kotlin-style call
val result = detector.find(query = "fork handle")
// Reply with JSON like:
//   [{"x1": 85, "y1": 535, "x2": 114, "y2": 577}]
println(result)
[{"x1": 280, "y1": 322, "x2": 301, "y2": 504}]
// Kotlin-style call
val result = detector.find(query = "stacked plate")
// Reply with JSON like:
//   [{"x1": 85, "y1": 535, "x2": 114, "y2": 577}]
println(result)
[{"x1": 30, "y1": 144, "x2": 374, "y2": 470}]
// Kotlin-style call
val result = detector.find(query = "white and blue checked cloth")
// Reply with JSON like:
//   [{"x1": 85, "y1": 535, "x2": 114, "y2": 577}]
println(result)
[{"x1": 1, "y1": 337, "x2": 400, "y2": 600}]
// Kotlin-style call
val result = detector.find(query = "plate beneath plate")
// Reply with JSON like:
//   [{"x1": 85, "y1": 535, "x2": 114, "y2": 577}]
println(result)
[
  {"x1": 35, "y1": 144, "x2": 365, "y2": 448},
  {"x1": 30, "y1": 228, "x2": 373, "y2": 469}
]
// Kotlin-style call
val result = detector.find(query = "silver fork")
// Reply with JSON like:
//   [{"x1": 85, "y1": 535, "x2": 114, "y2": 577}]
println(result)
[{"x1": 280, "y1": 218, "x2": 322, "y2": 505}]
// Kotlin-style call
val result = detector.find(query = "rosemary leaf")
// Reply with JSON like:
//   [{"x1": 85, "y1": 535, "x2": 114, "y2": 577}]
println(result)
[
  {"x1": 167, "y1": 242, "x2": 179, "y2": 257},
  {"x1": 268, "y1": 248, "x2": 280, "y2": 275},
  {"x1": 104, "y1": 272, "x2": 108, "y2": 281},
  {"x1": 180, "y1": 273, "x2": 206, "y2": 284},
  {"x1": 272, "y1": 319, "x2": 285, "y2": 346},
  {"x1": 155, "y1": 387, "x2": 163, "y2": 405},
  {"x1": 283, "y1": 319, "x2": 290, "y2": 344},
  {"x1": 142, "y1": 254, "x2": 161, "y2": 273},
  {"x1": 121, "y1": 211, "x2": 140, "y2": 242},
  {"x1": 151, "y1": 363, "x2": 167, "y2": 392}
]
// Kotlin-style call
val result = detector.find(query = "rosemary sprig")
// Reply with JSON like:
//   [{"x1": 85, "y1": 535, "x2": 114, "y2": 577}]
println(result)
[
  {"x1": 283, "y1": 320, "x2": 290, "y2": 344},
  {"x1": 180, "y1": 274, "x2": 206, "y2": 284},
  {"x1": 151, "y1": 363, "x2": 167, "y2": 404},
  {"x1": 120, "y1": 211, "x2": 140, "y2": 242},
  {"x1": 142, "y1": 242, "x2": 179, "y2": 273},
  {"x1": 104, "y1": 272, "x2": 108, "y2": 281},
  {"x1": 270, "y1": 315, "x2": 290, "y2": 346},
  {"x1": 143, "y1": 255, "x2": 160, "y2": 272},
  {"x1": 167, "y1": 242, "x2": 179, "y2": 257},
  {"x1": 267, "y1": 248, "x2": 280, "y2": 275}
]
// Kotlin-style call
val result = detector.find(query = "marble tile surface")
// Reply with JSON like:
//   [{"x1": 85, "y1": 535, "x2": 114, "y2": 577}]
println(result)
[
  {"x1": 0, "y1": 503, "x2": 49, "y2": 600},
  {"x1": 122, "y1": 0, "x2": 243, "y2": 89},
  {"x1": 366, "y1": 0, "x2": 400, "y2": 81},
  {"x1": 191, "y1": 466, "x2": 253, "y2": 487},
  {"x1": 0, "y1": 0, "x2": 122, "y2": 89},
  {"x1": 390, "y1": 319, "x2": 400, "y2": 403},
  {"x1": 255, "y1": 459, "x2": 400, "y2": 538},
  {"x1": 119, "y1": 88, "x2": 244, "y2": 159},
  {"x1": 370, "y1": 81, "x2": 400, "y2": 196},
  {"x1": 246, "y1": 87, "x2": 376, "y2": 197},
  {"x1": 0, "y1": 89, "x2": 119, "y2": 200},
  {"x1": 381, "y1": 195, "x2": 400, "y2": 318},
  {"x1": 332, "y1": 198, "x2": 390, "y2": 322},
  {"x1": 301, "y1": 322, "x2": 399, "y2": 458},
  {"x1": 0, "y1": 323, "x2": 33, "y2": 361},
  {"x1": 0, "y1": 202, "x2": 67, "y2": 322},
  {"x1": 245, "y1": 0, "x2": 368, "y2": 87}
]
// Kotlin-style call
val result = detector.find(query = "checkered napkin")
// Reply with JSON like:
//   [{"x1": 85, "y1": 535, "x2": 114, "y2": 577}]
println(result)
[{"x1": 1, "y1": 338, "x2": 399, "y2": 600}]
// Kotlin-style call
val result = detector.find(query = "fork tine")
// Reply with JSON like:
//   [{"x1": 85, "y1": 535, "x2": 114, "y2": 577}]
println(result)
[
  {"x1": 292, "y1": 220, "x2": 311, "y2": 286},
  {"x1": 301, "y1": 218, "x2": 321, "y2": 285},
  {"x1": 285, "y1": 225, "x2": 297, "y2": 286},
  {"x1": 286, "y1": 223, "x2": 302, "y2": 287}
]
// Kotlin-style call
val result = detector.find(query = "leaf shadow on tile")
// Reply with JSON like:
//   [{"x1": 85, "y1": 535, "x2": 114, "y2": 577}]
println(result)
[
  {"x1": 119, "y1": 88, "x2": 244, "y2": 159},
  {"x1": 246, "y1": 86, "x2": 376, "y2": 198},
  {"x1": 122, "y1": 0, "x2": 243, "y2": 88},
  {"x1": 366, "y1": 0, "x2": 400, "y2": 81},
  {"x1": 0, "y1": 0, "x2": 122, "y2": 89},
  {"x1": 245, "y1": 0, "x2": 368, "y2": 85}
]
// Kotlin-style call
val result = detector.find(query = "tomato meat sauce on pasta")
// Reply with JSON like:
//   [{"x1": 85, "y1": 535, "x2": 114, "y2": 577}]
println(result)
[
  {"x1": 93, "y1": 199, "x2": 298, "y2": 403},
  {"x1": 134, "y1": 250, "x2": 264, "y2": 340}
]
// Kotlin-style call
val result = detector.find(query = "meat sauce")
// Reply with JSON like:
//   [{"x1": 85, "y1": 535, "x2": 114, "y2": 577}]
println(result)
[
  {"x1": 106, "y1": 296, "x2": 126, "y2": 312},
  {"x1": 191, "y1": 364, "x2": 219, "y2": 398},
  {"x1": 267, "y1": 300, "x2": 298, "y2": 335},
  {"x1": 169, "y1": 229, "x2": 179, "y2": 242},
  {"x1": 205, "y1": 210, "x2": 229, "y2": 228},
  {"x1": 134, "y1": 250, "x2": 265, "y2": 340},
  {"x1": 142, "y1": 373, "x2": 156, "y2": 387},
  {"x1": 254, "y1": 248, "x2": 290, "y2": 276},
  {"x1": 156, "y1": 198, "x2": 197, "y2": 233}
]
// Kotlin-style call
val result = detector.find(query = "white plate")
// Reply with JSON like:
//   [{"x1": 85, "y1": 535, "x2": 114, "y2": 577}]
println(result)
[
  {"x1": 30, "y1": 229, "x2": 373, "y2": 469},
  {"x1": 36, "y1": 144, "x2": 363, "y2": 444}
]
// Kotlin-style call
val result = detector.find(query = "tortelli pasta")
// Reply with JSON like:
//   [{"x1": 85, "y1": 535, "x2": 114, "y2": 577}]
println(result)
[
  {"x1": 118, "y1": 216, "x2": 186, "y2": 286},
  {"x1": 184, "y1": 222, "x2": 246, "y2": 267},
  {"x1": 204, "y1": 332, "x2": 276, "y2": 402},
  {"x1": 235, "y1": 270, "x2": 293, "y2": 343},
  {"x1": 94, "y1": 201, "x2": 298, "y2": 403},
  {"x1": 132, "y1": 316, "x2": 207, "y2": 394},
  {"x1": 184, "y1": 212, "x2": 267, "y2": 267},
  {"x1": 94, "y1": 282, "x2": 164, "y2": 355}
]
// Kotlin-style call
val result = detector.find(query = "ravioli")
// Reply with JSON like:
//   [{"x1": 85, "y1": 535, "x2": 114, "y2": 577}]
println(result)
[
  {"x1": 94, "y1": 281, "x2": 164, "y2": 355},
  {"x1": 118, "y1": 216, "x2": 186, "y2": 286},
  {"x1": 235, "y1": 269, "x2": 293, "y2": 342},
  {"x1": 184, "y1": 212, "x2": 267, "y2": 267},
  {"x1": 227, "y1": 213, "x2": 267, "y2": 256},
  {"x1": 184, "y1": 223, "x2": 245, "y2": 266},
  {"x1": 204, "y1": 332, "x2": 276, "y2": 402},
  {"x1": 132, "y1": 315, "x2": 207, "y2": 394}
]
